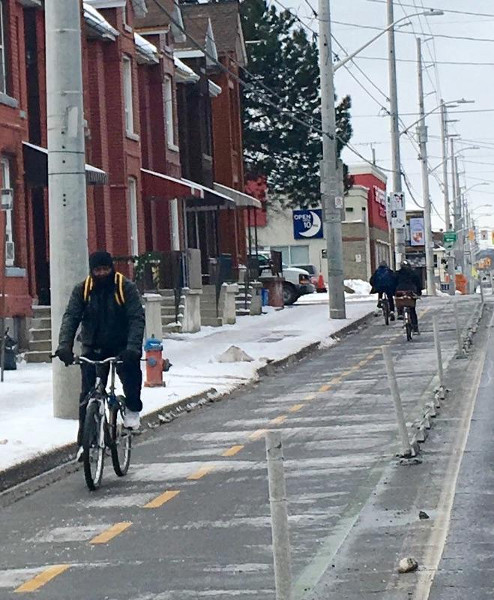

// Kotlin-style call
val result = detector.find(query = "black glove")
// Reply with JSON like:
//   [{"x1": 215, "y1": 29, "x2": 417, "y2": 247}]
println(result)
[
  {"x1": 55, "y1": 346, "x2": 74, "y2": 367},
  {"x1": 118, "y1": 349, "x2": 141, "y2": 364}
]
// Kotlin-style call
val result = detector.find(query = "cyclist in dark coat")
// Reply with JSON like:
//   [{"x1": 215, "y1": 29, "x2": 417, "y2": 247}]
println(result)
[
  {"x1": 395, "y1": 260, "x2": 422, "y2": 331},
  {"x1": 370, "y1": 261, "x2": 396, "y2": 320},
  {"x1": 55, "y1": 251, "x2": 145, "y2": 454}
]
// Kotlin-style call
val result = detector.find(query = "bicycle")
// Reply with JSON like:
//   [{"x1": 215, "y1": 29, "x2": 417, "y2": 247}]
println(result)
[
  {"x1": 77, "y1": 356, "x2": 132, "y2": 491},
  {"x1": 395, "y1": 292, "x2": 419, "y2": 342},
  {"x1": 379, "y1": 295, "x2": 390, "y2": 326}
]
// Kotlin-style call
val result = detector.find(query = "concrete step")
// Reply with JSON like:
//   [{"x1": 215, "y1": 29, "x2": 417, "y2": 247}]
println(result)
[
  {"x1": 32, "y1": 305, "x2": 51, "y2": 318},
  {"x1": 161, "y1": 307, "x2": 179, "y2": 318},
  {"x1": 163, "y1": 323, "x2": 182, "y2": 334},
  {"x1": 236, "y1": 309, "x2": 250, "y2": 317},
  {"x1": 235, "y1": 297, "x2": 252, "y2": 305},
  {"x1": 31, "y1": 317, "x2": 52, "y2": 330},
  {"x1": 28, "y1": 339, "x2": 52, "y2": 353},
  {"x1": 201, "y1": 316, "x2": 223, "y2": 327},
  {"x1": 25, "y1": 350, "x2": 52, "y2": 363},
  {"x1": 29, "y1": 328, "x2": 52, "y2": 342}
]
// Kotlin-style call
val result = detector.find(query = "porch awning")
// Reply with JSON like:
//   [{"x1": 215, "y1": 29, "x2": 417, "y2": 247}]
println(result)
[
  {"x1": 22, "y1": 142, "x2": 108, "y2": 186},
  {"x1": 212, "y1": 182, "x2": 262, "y2": 209},
  {"x1": 181, "y1": 178, "x2": 236, "y2": 209},
  {"x1": 141, "y1": 168, "x2": 203, "y2": 200}
]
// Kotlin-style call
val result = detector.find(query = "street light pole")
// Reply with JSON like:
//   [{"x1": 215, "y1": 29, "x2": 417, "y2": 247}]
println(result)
[
  {"x1": 416, "y1": 39, "x2": 435, "y2": 295},
  {"x1": 318, "y1": 0, "x2": 345, "y2": 319},
  {"x1": 440, "y1": 100, "x2": 451, "y2": 230},
  {"x1": 46, "y1": 0, "x2": 89, "y2": 418},
  {"x1": 387, "y1": 0, "x2": 405, "y2": 267}
]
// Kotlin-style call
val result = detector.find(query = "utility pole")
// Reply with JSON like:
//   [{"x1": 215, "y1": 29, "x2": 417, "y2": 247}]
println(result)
[
  {"x1": 416, "y1": 39, "x2": 435, "y2": 295},
  {"x1": 387, "y1": 0, "x2": 405, "y2": 267},
  {"x1": 454, "y1": 156, "x2": 465, "y2": 279},
  {"x1": 439, "y1": 100, "x2": 450, "y2": 230},
  {"x1": 318, "y1": 0, "x2": 345, "y2": 319},
  {"x1": 46, "y1": 0, "x2": 89, "y2": 418}
]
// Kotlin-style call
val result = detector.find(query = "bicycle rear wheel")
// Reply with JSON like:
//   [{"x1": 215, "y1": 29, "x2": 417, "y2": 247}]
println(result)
[
  {"x1": 382, "y1": 300, "x2": 390, "y2": 326},
  {"x1": 110, "y1": 398, "x2": 132, "y2": 477},
  {"x1": 404, "y1": 311, "x2": 413, "y2": 342},
  {"x1": 82, "y1": 400, "x2": 105, "y2": 491}
]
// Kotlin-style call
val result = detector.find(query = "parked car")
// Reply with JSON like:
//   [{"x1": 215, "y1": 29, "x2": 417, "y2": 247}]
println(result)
[
  {"x1": 249, "y1": 253, "x2": 315, "y2": 305},
  {"x1": 291, "y1": 264, "x2": 326, "y2": 293}
]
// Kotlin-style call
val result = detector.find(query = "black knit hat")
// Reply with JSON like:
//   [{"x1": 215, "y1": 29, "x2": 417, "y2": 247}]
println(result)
[{"x1": 89, "y1": 251, "x2": 113, "y2": 271}]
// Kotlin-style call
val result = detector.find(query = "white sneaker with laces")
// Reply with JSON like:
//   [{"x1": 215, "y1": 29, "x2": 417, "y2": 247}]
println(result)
[{"x1": 123, "y1": 409, "x2": 141, "y2": 430}]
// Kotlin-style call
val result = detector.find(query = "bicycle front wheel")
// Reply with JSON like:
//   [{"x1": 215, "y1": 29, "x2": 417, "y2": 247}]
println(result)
[
  {"x1": 82, "y1": 401, "x2": 105, "y2": 491},
  {"x1": 110, "y1": 398, "x2": 132, "y2": 477}
]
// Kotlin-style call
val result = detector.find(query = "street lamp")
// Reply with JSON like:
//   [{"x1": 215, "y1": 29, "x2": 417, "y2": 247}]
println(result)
[
  {"x1": 320, "y1": 2, "x2": 442, "y2": 318},
  {"x1": 333, "y1": 9, "x2": 444, "y2": 72}
]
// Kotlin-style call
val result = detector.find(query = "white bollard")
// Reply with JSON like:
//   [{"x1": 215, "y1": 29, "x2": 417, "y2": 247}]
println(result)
[
  {"x1": 265, "y1": 431, "x2": 293, "y2": 600},
  {"x1": 453, "y1": 302, "x2": 466, "y2": 358},
  {"x1": 433, "y1": 316, "x2": 445, "y2": 400},
  {"x1": 382, "y1": 346, "x2": 413, "y2": 457}
]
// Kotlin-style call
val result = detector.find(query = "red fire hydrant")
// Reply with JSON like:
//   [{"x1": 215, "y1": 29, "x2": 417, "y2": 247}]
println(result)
[{"x1": 144, "y1": 336, "x2": 169, "y2": 387}]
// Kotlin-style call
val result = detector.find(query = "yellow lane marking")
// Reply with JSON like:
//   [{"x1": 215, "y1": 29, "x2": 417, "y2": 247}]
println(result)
[
  {"x1": 271, "y1": 415, "x2": 287, "y2": 425},
  {"x1": 249, "y1": 429, "x2": 267, "y2": 441},
  {"x1": 144, "y1": 490, "x2": 180, "y2": 509},
  {"x1": 187, "y1": 465, "x2": 215, "y2": 480},
  {"x1": 289, "y1": 404, "x2": 305, "y2": 413},
  {"x1": 319, "y1": 384, "x2": 332, "y2": 392},
  {"x1": 90, "y1": 522, "x2": 132, "y2": 545},
  {"x1": 222, "y1": 445, "x2": 244, "y2": 457},
  {"x1": 304, "y1": 393, "x2": 316, "y2": 401},
  {"x1": 341, "y1": 370, "x2": 353, "y2": 377},
  {"x1": 14, "y1": 565, "x2": 70, "y2": 593}
]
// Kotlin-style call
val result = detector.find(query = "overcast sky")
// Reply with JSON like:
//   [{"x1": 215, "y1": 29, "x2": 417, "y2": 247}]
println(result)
[{"x1": 282, "y1": 0, "x2": 494, "y2": 235}]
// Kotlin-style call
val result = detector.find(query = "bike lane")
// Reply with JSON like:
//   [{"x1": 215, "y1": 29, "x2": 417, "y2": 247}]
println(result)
[{"x1": 0, "y1": 297, "x2": 479, "y2": 599}]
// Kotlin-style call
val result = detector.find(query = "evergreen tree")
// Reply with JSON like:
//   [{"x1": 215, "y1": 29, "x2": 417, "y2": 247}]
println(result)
[{"x1": 241, "y1": 0, "x2": 353, "y2": 208}]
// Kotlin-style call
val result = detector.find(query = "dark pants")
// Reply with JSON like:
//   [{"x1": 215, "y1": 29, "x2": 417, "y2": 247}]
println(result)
[
  {"x1": 77, "y1": 350, "x2": 142, "y2": 445},
  {"x1": 378, "y1": 291, "x2": 395, "y2": 313}
]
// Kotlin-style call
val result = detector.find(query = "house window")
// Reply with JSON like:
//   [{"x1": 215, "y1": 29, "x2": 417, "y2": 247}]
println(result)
[
  {"x1": 290, "y1": 245, "x2": 310, "y2": 265},
  {"x1": 164, "y1": 76, "x2": 175, "y2": 148},
  {"x1": 0, "y1": 0, "x2": 7, "y2": 95},
  {"x1": 122, "y1": 3, "x2": 127, "y2": 26},
  {"x1": 128, "y1": 177, "x2": 138, "y2": 256},
  {"x1": 123, "y1": 56, "x2": 134, "y2": 134},
  {"x1": 1, "y1": 157, "x2": 14, "y2": 266}
]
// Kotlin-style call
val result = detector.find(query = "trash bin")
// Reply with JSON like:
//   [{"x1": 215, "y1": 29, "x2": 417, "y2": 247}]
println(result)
[
  {"x1": 261, "y1": 288, "x2": 269, "y2": 306},
  {"x1": 2, "y1": 330, "x2": 17, "y2": 371}
]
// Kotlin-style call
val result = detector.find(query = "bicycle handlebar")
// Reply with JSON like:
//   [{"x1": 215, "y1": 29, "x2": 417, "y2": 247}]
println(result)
[{"x1": 75, "y1": 356, "x2": 122, "y2": 366}]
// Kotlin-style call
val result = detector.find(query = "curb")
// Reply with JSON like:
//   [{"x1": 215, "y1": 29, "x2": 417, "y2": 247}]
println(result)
[{"x1": 0, "y1": 309, "x2": 375, "y2": 497}]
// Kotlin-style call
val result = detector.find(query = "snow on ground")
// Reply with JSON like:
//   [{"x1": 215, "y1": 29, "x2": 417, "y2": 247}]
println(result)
[{"x1": 0, "y1": 296, "x2": 374, "y2": 473}]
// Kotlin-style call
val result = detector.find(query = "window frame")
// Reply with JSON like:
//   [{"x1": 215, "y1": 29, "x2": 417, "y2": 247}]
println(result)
[
  {"x1": 1, "y1": 156, "x2": 14, "y2": 266},
  {"x1": 123, "y1": 55, "x2": 134, "y2": 135},
  {"x1": 127, "y1": 177, "x2": 139, "y2": 257},
  {"x1": 164, "y1": 75, "x2": 176, "y2": 149},
  {"x1": 0, "y1": 0, "x2": 7, "y2": 96}
]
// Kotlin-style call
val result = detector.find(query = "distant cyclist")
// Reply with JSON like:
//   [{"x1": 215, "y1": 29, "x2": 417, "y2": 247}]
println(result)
[
  {"x1": 55, "y1": 251, "x2": 145, "y2": 458},
  {"x1": 395, "y1": 260, "x2": 422, "y2": 332},
  {"x1": 370, "y1": 261, "x2": 396, "y2": 321}
]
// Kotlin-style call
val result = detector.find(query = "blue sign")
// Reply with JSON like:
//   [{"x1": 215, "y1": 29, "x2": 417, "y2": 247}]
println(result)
[{"x1": 293, "y1": 209, "x2": 324, "y2": 240}]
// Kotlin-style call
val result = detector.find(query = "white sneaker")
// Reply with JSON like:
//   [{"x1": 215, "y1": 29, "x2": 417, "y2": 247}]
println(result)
[
  {"x1": 76, "y1": 446, "x2": 84, "y2": 463},
  {"x1": 123, "y1": 409, "x2": 140, "y2": 430}
]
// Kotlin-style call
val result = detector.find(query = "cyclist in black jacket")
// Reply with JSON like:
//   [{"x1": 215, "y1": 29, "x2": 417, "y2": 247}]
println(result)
[
  {"x1": 395, "y1": 260, "x2": 422, "y2": 331},
  {"x1": 55, "y1": 251, "x2": 145, "y2": 457}
]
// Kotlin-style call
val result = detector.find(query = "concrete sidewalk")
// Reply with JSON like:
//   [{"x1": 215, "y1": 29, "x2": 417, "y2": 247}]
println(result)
[{"x1": 0, "y1": 296, "x2": 375, "y2": 484}]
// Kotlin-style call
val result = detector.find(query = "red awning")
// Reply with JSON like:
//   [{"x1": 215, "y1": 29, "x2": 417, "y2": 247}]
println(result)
[{"x1": 141, "y1": 168, "x2": 203, "y2": 200}]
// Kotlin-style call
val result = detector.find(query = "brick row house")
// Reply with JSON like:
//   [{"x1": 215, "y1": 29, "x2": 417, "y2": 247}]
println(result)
[{"x1": 0, "y1": 0, "x2": 256, "y2": 348}]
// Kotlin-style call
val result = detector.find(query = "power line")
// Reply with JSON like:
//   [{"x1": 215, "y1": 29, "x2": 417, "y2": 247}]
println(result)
[
  {"x1": 356, "y1": 55, "x2": 494, "y2": 67},
  {"x1": 365, "y1": 0, "x2": 494, "y2": 20}
]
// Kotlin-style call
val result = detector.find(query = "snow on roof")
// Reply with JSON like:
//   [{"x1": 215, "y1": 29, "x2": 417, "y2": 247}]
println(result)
[
  {"x1": 208, "y1": 79, "x2": 222, "y2": 97},
  {"x1": 83, "y1": 2, "x2": 119, "y2": 40},
  {"x1": 134, "y1": 32, "x2": 160, "y2": 64},
  {"x1": 174, "y1": 55, "x2": 200, "y2": 83}
]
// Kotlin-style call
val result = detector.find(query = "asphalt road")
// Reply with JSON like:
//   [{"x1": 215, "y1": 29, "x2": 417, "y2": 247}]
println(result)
[{"x1": 0, "y1": 296, "x2": 483, "y2": 599}]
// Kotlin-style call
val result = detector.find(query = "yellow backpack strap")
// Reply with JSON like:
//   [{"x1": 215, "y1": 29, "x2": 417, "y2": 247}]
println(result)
[
  {"x1": 83, "y1": 276, "x2": 93, "y2": 302},
  {"x1": 114, "y1": 272, "x2": 125, "y2": 306}
]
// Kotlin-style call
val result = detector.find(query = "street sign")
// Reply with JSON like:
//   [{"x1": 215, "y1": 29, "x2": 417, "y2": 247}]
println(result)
[
  {"x1": 0, "y1": 189, "x2": 12, "y2": 211},
  {"x1": 443, "y1": 231, "x2": 457, "y2": 249}
]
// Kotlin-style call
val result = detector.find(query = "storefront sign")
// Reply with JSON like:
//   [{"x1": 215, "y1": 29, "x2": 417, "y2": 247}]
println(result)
[{"x1": 293, "y1": 209, "x2": 324, "y2": 239}]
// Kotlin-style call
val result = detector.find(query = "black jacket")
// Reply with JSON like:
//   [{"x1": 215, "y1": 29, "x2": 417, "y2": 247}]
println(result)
[
  {"x1": 58, "y1": 274, "x2": 145, "y2": 354},
  {"x1": 395, "y1": 266, "x2": 422, "y2": 295},
  {"x1": 370, "y1": 266, "x2": 396, "y2": 294}
]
